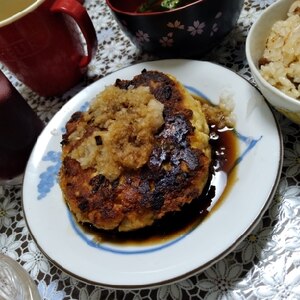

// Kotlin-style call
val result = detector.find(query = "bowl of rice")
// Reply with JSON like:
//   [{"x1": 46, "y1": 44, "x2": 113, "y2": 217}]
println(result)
[{"x1": 246, "y1": 0, "x2": 300, "y2": 124}]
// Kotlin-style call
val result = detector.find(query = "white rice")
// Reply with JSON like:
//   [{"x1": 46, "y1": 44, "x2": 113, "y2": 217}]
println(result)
[{"x1": 259, "y1": 1, "x2": 300, "y2": 100}]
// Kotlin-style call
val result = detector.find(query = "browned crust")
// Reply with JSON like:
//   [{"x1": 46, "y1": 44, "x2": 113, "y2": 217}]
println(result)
[{"x1": 59, "y1": 70, "x2": 211, "y2": 231}]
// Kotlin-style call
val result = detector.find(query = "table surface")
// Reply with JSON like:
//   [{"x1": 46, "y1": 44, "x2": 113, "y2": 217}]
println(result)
[{"x1": 1, "y1": 0, "x2": 300, "y2": 299}]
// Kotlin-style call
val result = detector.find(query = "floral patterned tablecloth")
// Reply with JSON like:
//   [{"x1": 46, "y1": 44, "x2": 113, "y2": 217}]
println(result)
[{"x1": 1, "y1": 0, "x2": 300, "y2": 299}]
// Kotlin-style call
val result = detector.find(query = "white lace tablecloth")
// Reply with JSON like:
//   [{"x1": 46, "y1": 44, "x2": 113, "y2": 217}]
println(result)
[{"x1": 1, "y1": 0, "x2": 300, "y2": 299}]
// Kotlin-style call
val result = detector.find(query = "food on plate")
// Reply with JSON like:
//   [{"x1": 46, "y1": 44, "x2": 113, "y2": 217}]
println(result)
[
  {"x1": 59, "y1": 70, "x2": 234, "y2": 232},
  {"x1": 259, "y1": 0, "x2": 300, "y2": 100}
]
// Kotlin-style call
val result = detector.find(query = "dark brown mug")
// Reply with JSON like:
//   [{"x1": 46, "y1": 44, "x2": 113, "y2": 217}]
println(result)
[{"x1": 0, "y1": 70, "x2": 44, "y2": 184}]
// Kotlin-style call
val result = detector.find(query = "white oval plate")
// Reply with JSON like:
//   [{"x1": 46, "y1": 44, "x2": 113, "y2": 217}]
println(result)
[{"x1": 22, "y1": 59, "x2": 283, "y2": 289}]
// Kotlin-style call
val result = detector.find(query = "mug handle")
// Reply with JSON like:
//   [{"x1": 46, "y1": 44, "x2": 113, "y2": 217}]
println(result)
[{"x1": 50, "y1": 0, "x2": 97, "y2": 68}]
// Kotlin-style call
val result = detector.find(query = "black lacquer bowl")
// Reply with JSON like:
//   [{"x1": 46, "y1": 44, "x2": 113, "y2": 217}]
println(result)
[{"x1": 106, "y1": 0, "x2": 244, "y2": 58}]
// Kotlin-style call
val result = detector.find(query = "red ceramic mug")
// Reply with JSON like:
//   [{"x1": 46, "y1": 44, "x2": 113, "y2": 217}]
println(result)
[{"x1": 0, "y1": 0, "x2": 97, "y2": 96}]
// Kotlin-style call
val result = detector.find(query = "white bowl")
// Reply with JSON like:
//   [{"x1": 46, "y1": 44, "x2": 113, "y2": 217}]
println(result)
[{"x1": 246, "y1": 0, "x2": 300, "y2": 124}]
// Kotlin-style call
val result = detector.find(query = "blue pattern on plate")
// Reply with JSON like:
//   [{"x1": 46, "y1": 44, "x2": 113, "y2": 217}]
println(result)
[
  {"x1": 80, "y1": 101, "x2": 89, "y2": 112},
  {"x1": 185, "y1": 85, "x2": 210, "y2": 101},
  {"x1": 37, "y1": 151, "x2": 61, "y2": 200},
  {"x1": 68, "y1": 211, "x2": 188, "y2": 255},
  {"x1": 232, "y1": 130, "x2": 262, "y2": 172}
]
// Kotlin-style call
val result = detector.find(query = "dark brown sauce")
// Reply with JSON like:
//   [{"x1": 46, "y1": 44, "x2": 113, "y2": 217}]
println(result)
[{"x1": 82, "y1": 125, "x2": 238, "y2": 246}]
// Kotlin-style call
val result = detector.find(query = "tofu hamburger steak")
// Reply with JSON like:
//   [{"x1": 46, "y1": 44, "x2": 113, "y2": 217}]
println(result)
[{"x1": 59, "y1": 70, "x2": 212, "y2": 232}]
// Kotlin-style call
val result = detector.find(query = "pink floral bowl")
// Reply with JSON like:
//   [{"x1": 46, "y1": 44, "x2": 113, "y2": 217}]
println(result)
[{"x1": 105, "y1": 0, "x2": 244, "y2": 58}]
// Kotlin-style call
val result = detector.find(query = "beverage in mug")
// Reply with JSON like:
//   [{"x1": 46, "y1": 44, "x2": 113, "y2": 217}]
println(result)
[
  {"x1": 0, "y1": 0, "x2": 97, "y2": 96},
  {"x1": 0, "y1": 71, "x2": 44, "y2": 184},
  {"x1": 0, "y1": 0, "x2": 37, "y2": 22}
]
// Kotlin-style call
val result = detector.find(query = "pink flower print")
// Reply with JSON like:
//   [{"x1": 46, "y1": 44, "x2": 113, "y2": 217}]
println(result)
[
  {"x1": 159, "y1": 32, "x2": 174, "y2": 47},
  {"x1": 167, "y1": 20, "x2": 184, "y2": 29},
  {"x1": 215, "y1": 12, "x2": 222, "y2": 19},
  {"x1": 136, "y1": 30, "x2": 150, "y2": 43},
  {"x1": 187, "y1": 21, "x2": 205, "y2": 36},
  {"x1": 210, "y1": 23, "x2": 219, "y2": 36}
]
